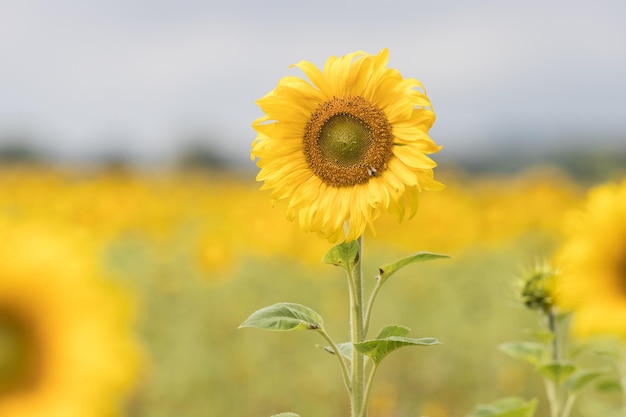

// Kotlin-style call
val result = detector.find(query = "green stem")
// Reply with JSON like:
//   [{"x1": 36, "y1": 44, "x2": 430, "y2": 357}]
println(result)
[
  {"x1": 547, "y1": 307, "x2": 560, "y2": 362},
  {"x1": 545, "y1": 307, "x2": 561, "y2": 417},
  {"x1": 349, "y1": 236, "x2": 366, "y2": 417},
  {"x1": 618, "y1": 346, "x2": 626, "y2": 417},
  {"x1": 363, "y1": 278, "x2": 382, "y2": 338},
  {"x1": 360, "y1": 363, "x2": 379, "y2": 417},
  {"x1": 317, "y1": 329, "x2": 352, "y2": 393},
  {"x1": 560, "y1": 392, "x2": 576, "y2": 417},
  {"x1": 545, "y1": 379, "x2": 559, "y2": 417}
]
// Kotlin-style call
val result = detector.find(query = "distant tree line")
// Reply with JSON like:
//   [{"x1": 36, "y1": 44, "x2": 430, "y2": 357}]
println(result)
[{"x1": 0, "y1": 138, "x2": 624, "y2": 183}]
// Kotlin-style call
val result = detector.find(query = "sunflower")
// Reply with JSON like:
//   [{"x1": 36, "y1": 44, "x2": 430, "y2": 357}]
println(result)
[
  {"x1": 0, "y1": 222, "x2": 140, "y2": 417},
  {"x1": 518, "y1": 260, "x2": 559, "y2": 313},
  {"x1": 555, "y1": 179, "x2": 626, "y2": 338},
  {"x1": 251, "y1": 49, "x2": 444, "y2": 242}
]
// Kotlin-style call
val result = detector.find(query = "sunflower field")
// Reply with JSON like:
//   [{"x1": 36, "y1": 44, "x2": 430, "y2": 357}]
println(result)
[{"x1": 1, "y1": 158, "x2": 624, "y2": 417}]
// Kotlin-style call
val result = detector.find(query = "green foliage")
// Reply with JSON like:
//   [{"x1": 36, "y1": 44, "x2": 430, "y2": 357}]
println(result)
[
  {"x1": 595, "y1": 378, "x2": 623, "y2": 392},
  {"x1": 321, "y1": 240, "x2": 360, "y2": 272},
  {"x1": 120, "y1": 237, "x2": 564, "y2": 417},
  {"x1": 566, "y1": 368, "x2": 609, "y2": 393},
  {"x1": 522, "y1": 329, "x2": 554, "y2": 344},
  {"x1": 537, "y1": 362, "x2": 576, "y2": 383},
  {"x1": 320, "y1": 342, "x2": 352, "y2": 362},
  {"x1": 376, "y1": 324, "x2": 410, "y2": 339},
  {"x1": 467, "y1": 397, "x2": 537, "y2": 417},
  {"x1": 377, "y1": 252, "x2": 450, "y2": 285},
  {"x1": 354, "y1": 334, "x2": 440, "y2": 365},
  {"x1": 239, "y1": 303, "x2": 324, "y2": 331},
  {"x1": 499, "y1": 341, "x2": 547, "y2": 366}
]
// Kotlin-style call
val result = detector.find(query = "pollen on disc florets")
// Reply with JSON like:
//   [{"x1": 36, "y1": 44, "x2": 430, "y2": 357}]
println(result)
[{"x1": 303, "y1": 95, "x2": 394, "y2": 187}]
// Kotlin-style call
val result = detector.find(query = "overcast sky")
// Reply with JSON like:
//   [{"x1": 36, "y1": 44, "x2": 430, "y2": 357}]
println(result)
[{"x1": 1, "y1": 0, "x2": 625, "y2": 163}]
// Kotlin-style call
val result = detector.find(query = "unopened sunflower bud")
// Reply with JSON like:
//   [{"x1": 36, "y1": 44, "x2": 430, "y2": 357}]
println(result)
[{"x1": 519, "y1": 261, "x2": 559, "y2": 312}]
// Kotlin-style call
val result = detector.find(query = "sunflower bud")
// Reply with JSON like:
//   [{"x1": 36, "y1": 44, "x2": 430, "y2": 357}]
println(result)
[{"x1": 519, "y1": 261, "x2": 559, "y2": 312}]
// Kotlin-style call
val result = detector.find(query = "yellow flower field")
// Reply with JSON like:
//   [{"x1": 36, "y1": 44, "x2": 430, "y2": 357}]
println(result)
[
  {"x1": 0, "y1": 164, "x2": 584, "y2": 267},
  {"x1": 0, "y1": 163, "x2": 618, "y2": 417}
]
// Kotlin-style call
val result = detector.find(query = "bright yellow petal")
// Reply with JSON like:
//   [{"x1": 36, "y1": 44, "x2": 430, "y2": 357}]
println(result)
[{"x1": 291, "y1": 60, "x2": 332, "y2": 97}]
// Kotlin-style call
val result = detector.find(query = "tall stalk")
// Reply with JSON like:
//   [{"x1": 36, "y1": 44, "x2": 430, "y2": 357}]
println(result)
[
  {"x1": 545, "y1": 306, "x2": 561, "y2": 417},
  {"x1": 348, "y1": 236, "x2": 366, "y2": 417}
]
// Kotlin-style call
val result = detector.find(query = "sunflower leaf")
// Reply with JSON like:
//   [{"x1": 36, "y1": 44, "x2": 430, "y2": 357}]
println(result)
[
  {"x1": 354, "y1": 335, "x2": 440, "y2": 365},
  {"x1": 376, "y1": 324, "x2": 411, "y2": 338},
  {"x1": 566, "y1": 368, "x2": 609, "y2": 393},
  {"x1": 596, "y1": 378, "x2": 622, "y2": 392},
  {"x1": 499, "y1": 341, "x2": 547, "y2": 366},
  {"x1": 319, "y1": 342, "x2": 352, "y2": 362},
  {"x1": 522, "y1": 329, "x2": 554, "y2": 344},
  {"x1": 466, "y1": 396, "x2": 538, "y2": 417},
  {"x1": 538, "y1": 361, "x2": 576, "y2": 384},
  {"x1": 377, "y1": 252, "x2": 450, "y2": 285},
  {"x1": 322, "y1": 240, "x2": 361, "y2": 272},
  {"x1": 239, "y1": 302, "x2": 324, "y2": 331}
]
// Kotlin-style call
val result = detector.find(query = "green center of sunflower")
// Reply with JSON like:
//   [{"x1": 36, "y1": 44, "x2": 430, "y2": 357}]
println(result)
[
  {"x1": 319, "y1": 114, "x2": 372, "y2": 166},
  {"x1": 0, "y1": 308, "x2": 40, "y2": 397},
  {"x1": 303, "y1": 96, "x2": 393, "y2": 187}
]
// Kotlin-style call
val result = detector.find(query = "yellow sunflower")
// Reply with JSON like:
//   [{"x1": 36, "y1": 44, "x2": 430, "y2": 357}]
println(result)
[
  {"x1": 251, "y1": 49, "x2": 444, "y2": 242},
  {"x1": 555, "y1": 179, "x2": 626, "y2": 338},
  {"x1": 0, "y1": 222, "x2": 140, "y2": 417}
]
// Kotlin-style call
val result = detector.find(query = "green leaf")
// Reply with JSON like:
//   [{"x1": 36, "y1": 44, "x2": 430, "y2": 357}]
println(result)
[
  {"x1": 590, "y1": 346, "x2": 620, "y2": 361},
  {"x1": 566, "y1": 368, "x2": 609, "y2": 392},
  {"x1": 538, "y1": 362, "x2": 576, "y2": 383},
  {"x1": 354, "y1": 336, "x2": 440, "y2": 365},
  {"x1": 596, "y1": 378, "x2": 622, "y2": 392},
  {"x1": 239, "y1": 303, "x2": 324, "y2": 331},
  {"x1": 467, "y1": 396, "x2": 537, "y2": 417},
  {"x1": 522, "y1": 329, "x2": 554, "y2": 344},
  {"x1": 376, "y1": 324, "x2": 410, "y2": 339},
  {"x1": 321, "y1": 240, "x2": 360, "y2": 271},
  {"x1": 499, "y1": 341, "x2": 547, "y2": 365},
  {"x1": 567, "y1": 342, "x2": 593, "y2": 359},
  {"x1": 377, "y1": 252, "x2": 450, "y2": 285},
  {"x1": 271, "y1": 413, "x2": 300, "y2": 417},
  {"x1": 320, "y1": 342, "x2": 352, "y2": 362}
]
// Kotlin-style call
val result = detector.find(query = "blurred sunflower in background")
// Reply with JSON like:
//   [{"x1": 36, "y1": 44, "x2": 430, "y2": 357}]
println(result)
[
  {"x1": 519, "y1": 260, "x2": 559, "y2": 313},
  {"x1": 556, "y1": 179, "x2": 626, "y2": 338},
  {"x1": 252, "y1": 49, "x2": 444, "y2": 242},
  {"x1": 0, "y1": 222, "x2": 140, "y2": 417}
]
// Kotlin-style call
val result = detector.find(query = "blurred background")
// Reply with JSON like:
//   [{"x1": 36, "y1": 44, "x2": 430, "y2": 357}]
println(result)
[{"x1": 0, "y1": 0, "x2": 625, "y2": 416}]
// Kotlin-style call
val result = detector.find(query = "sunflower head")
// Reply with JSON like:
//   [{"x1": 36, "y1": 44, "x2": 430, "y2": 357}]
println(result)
[
  {"x1": 517, "y1": 260, "x2": 559, "y2": 313},
  {"x1": 555, "y1": 179, "x2": 626, "y2": 338},
  {"x1": 252, "y1": 49, "x2": 444, "y2": 242},
  {"x1": 0, "y1": 223, "x2": 141, "y2": 417},
  {"x1": 0, "y1": 305, "x2": 41, "y2": 397}
]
